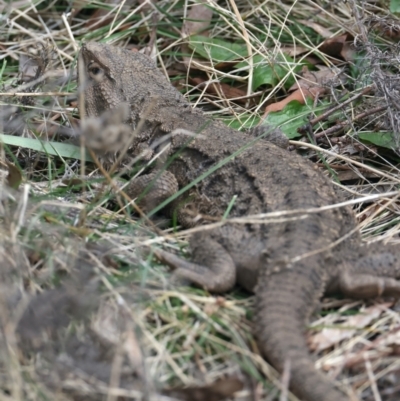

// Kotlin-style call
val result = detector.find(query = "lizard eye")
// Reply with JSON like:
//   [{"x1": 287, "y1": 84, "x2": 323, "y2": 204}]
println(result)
[{"x1": 88, "y1": 62, "x2": 104, "y2": 81}]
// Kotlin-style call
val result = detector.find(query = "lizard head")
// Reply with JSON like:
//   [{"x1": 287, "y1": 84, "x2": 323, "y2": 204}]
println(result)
[{"x1": 78, "y1": 42, "x2": 186, "y2": 124}]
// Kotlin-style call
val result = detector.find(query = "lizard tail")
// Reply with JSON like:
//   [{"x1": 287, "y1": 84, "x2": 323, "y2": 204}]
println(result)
[{"x1": 255, "y1": 267, "x2": 349, "y2": 401}]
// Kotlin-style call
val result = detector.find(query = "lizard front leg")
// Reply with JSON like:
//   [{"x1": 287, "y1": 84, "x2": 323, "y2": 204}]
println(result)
[
  {"x1": 126, "y1": 170, "x2": 179, "y2": 213},
  {"x1": 126, "y1": 170, "x2": 202, "y2": 227}
]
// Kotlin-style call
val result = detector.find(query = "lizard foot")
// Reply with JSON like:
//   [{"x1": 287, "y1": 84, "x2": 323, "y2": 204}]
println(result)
[
  {"x1": 248, "y1": 125, "x2": 289, "y2": 148},
  {"x1": 335, "y1": 247, "x2": 400, "y2": 298},
  {"x1": 338, "y1": 271, "x2": 400, "y2": 298},
  {"x1": 152, "y1": 236, "x2": 236, "y2": 293}
]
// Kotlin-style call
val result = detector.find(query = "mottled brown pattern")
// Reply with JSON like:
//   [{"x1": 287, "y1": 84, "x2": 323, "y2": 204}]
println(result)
[{"x1": 79, "y1": 42, "x2": 400, "y2": 401}]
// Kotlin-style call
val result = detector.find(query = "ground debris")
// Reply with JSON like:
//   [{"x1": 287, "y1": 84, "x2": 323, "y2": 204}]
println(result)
[{"x1": 0, "y1": 183, "x2": 152, "y2": 400}]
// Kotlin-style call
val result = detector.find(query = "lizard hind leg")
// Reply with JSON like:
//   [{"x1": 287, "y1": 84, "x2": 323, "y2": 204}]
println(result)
[
  {"x1": 334, "y1": 245, "x2": 400, "y2": 298},
  {"x1": 153, "y1": 234, "x2": 237, "y2": 293},
  {"x1": 126, "y1": 170, "x2": 179, "y2": 213}
]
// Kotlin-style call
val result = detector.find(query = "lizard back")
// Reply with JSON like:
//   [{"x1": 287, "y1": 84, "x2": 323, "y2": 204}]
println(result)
[{"x1": 79, "y1": 42, "x2": 400, "y2": 401}]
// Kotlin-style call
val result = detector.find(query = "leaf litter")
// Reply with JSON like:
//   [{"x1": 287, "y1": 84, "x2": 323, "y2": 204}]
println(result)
[{"x1": 1, "y1": 0, "x2": 400, "y2": 400}]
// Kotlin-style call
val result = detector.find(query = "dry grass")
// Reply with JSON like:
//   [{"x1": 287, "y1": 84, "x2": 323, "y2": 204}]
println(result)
[{"x1": 1, "y1": 0, "x2": 400, "y2": 400}]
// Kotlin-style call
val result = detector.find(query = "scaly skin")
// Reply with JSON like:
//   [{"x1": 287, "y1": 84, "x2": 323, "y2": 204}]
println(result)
[{"x1": 79, "y1": 42, "x2": 400, "y2": 401}]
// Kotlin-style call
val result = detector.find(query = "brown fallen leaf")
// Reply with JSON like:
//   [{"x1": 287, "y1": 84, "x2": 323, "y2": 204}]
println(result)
[
  {"x1": 309, "y1": 303, "x2": 393, "y2": 352},
  {"x1": 319, "y1": 33, "x2": 355, "y2": 62},
  {"x1": 181, "y1": 1, "x2": 213, "y2": 70},
  {"x1": 182, "y1": 1, "x2": 212, "y2": 38},
  {"x1": 299, "y1": 20, "x2": 333, "y2": 38},
  {"x1": 80, "y1": 0, "x2": 149, "y2": 29},
  {"x1": 5, "y1": 161, "x2": 22, "y2": 189},
  {"x1": 263, "y1": 66, "x2": 343, "y2": 116},
  {"x1": 189, "y1": 76, "x2": 253, "y2": 105},
  {"x1": 282, "y1": 45, "x2": 311, "y2": 57},
  {"x1": 263, "y1": 88, "x2": 313, "y2": 115},
  {"x1": 84, "y1": 2, "x2": 118, "y2": 29},
  {"x1": 290, "y1": 66, "x2": 343, "y2": 93}
]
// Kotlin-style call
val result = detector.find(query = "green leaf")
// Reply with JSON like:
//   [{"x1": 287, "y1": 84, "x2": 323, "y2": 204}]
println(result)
[
  {"x1": 0, "y1": 134, "x2": 93, "y2": 161},
  {"x1": 358, "y1": 132, "x2": 398, "y2": 150},
  {"x1": 188, "y1": 35, "x2": 248, "y2": 62},
  {"x1": 0, "y1": 60, "x2": 6, "y2": 81},
  {"x1": 236, "y1": 54, "x2": 303, "y2": 90},
  {"x1": 261, "y1": 100, "x2": 314, "y2": 139},
  {"x1": 188, "y1": 36, "x2": 308, "y2": 91},
  {"x1": 390, "y1": 0, "x2": 400, "y2": 13}
]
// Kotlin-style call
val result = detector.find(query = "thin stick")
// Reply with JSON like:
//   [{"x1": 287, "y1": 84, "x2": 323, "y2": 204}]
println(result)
[
  {"x1": 315, "y1": 105, "x2": 387, "y2": 138},
  {"x1": 289, "y1": 140, "x2": 400, "y2": 184},
  {"x1": 0, "y1": 91, "x2": 71, "y2": 97},
  {"x1": 298, "y1": 85, "x2": 374, "y2": 134},
  {"x1": 228, "y1": 0, "x2": 253, "y2": 99}
]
